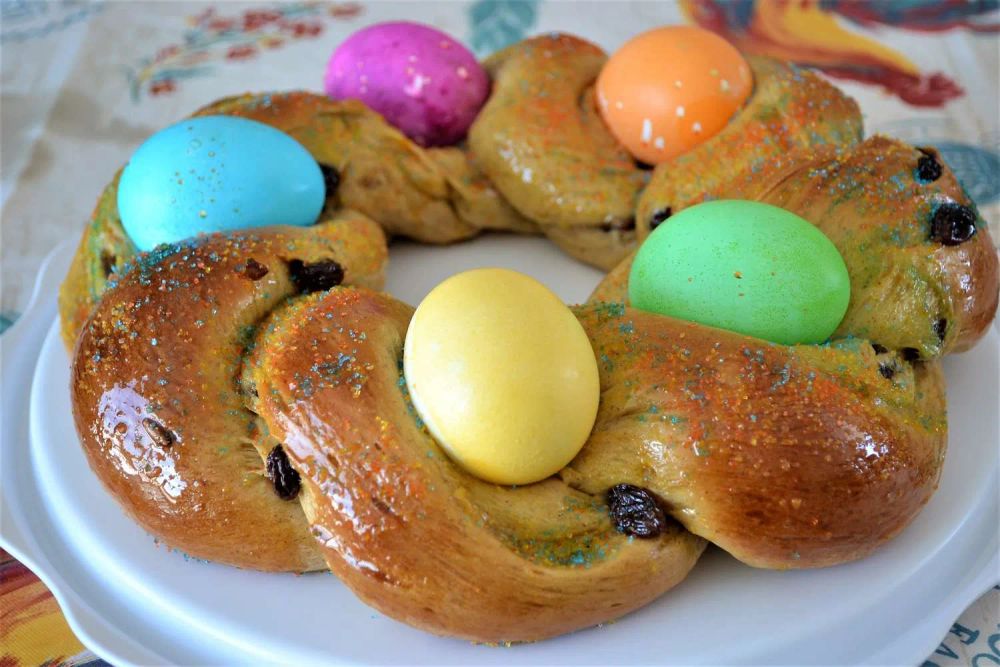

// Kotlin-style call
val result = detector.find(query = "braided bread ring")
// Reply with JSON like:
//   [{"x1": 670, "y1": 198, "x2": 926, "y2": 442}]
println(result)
[
  {"x1": 62, "y1": 35, "x2": 997, "y2": 641},
  {"x1": 70, "y1": 200, "x2": 986, "y2": 636}
]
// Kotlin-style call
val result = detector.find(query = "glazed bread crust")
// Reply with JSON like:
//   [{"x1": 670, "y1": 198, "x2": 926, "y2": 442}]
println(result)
[
  {"x1": 635, "y1": 56, "x2": 863, "y2": 234},
  {"x1": 71, "y1": 217, "x2": 386, "y2": 571},
  {"x1": 468, "y1": 38, "x2": 862, "y2": 270},
  {"x1": 244, "y1": 289, "x2": 704, "y2": 642},
  {"x1": 594, "y1": 136, "x2": 999, "y2": 358},
  {"x1": 472, "y1": 34, "x2": 641, "y2": 227},
  {"x1": 241, "y1": 286, "x2": 944, "y2": 640},
  {"x1": 70, "y1": 223, "x2": 970, "y2": 637},
  {"x1": 566, "y1": 306, "x2": 946, "y2": 569}
]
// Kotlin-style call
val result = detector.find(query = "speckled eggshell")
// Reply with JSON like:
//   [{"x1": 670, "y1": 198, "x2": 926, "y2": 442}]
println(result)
[
  {"x1": 628, "y1": 200, "x2": 851, "y2": 345},
  {"x1": 324, "y1": 21, "x2": 490, "y2": 147},
  {"x1": 117, "y1": 116, "x2": 325, "y2": 252},
  {"x1": 597, "y1": 25, "x2": 753, "y2": 164}
]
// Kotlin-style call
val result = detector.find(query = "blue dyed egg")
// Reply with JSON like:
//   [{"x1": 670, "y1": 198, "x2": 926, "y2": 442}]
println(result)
[{"x1": 118, "y1": 116, "x2": 325, "y2": 251}]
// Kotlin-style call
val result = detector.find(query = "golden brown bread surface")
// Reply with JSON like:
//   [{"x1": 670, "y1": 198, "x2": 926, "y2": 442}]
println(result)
[
  {"x1": 635, "y1": 57, "x2": 863, "y2": 233},
  {"x1": 70, "y1": 221, "x2": 966, "y2": 638},
  {"x1": 57, "y1": 93, "x2": 531, "y2": 351},
  {"x1": 58, "y1": 171, "x2": 132, "y2": 351},
  {"x1": 594, "y1": 136, "x2": 1000, "y2": 358},
  {"x1": 241, "y1": 286, "x2": 944, "y2": 641},
  {"x1": 244, "y1": 289, "x2": 703, "y2": 642},
  {"x1": 467, "y1": 40, "x2": 863, "y2": 271},
  {"x1": 71, "y1": 218, "x2": 386, "y2": 571},
  {"x1": 468, "y1": 35, "x2": 645, "y2": 249},
  {"x1": 564, "y1": 306, "x2": 946, "y2": 569},
  {"x1": 194, "y1": 93, "x2": 532, "y2": 244}
]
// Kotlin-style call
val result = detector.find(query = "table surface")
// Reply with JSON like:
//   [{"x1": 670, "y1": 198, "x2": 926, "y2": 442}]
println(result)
[{"x1": 1, "y1": 1, "x2": 998, "y2": 665}]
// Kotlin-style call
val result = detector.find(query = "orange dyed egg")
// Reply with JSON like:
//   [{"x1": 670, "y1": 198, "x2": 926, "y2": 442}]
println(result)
[{"x1": 597, "y1": 26, "x2": 753, "y2": 164}]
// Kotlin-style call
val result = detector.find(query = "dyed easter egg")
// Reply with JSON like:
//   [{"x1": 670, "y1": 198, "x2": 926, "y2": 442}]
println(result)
[
  {"x1": 597, "y1": 26, "x2": 752, "y2": 164},
  {"x1": 324, "y1": 21, "x2": 489, "y2": 147},
  {"x1": 118, "y1": 116, "x2": 324, "y2": 252},
  {"x1": 404, "y1": 269, "x2": 600, "y2": 485},
  {"x1": 629, "y1": 200, "x2": 850, "y2": 345}
]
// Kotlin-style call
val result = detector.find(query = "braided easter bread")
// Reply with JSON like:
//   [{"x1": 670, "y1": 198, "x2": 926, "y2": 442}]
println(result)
[
  {"x1": 68, "y1": 139, "x2": 994, "y2": 637},
  {"x1": 72, "y1": 223, "x2": 948, "y2": 639},
  {"x1": 62, "y1": 28, "x2": 998, "y2": 642},
  {"x1": 59, "y1": 34, "x2": 863, "y2": 350},
  {"x1": 594, "y1": 136, "x2": 1000, "y2": 358}
]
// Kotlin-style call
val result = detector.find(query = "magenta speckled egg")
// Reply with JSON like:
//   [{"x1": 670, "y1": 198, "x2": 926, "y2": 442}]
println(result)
[{"x1": 324, "y1": 21, "x2": 489, "y2": 147}]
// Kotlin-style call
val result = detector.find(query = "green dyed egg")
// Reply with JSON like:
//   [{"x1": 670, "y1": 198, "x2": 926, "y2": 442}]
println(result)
[{"x1": 628, "y1": 200, "x2": 850, "y2": 345}]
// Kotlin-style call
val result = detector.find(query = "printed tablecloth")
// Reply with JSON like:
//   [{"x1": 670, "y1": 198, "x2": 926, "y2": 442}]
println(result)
[{"x1": 1, "y1": 1, "x2": 998, "y2": 665}]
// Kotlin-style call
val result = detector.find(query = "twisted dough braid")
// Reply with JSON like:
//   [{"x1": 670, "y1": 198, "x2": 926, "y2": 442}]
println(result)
[
  {"x1": 243, "y1": 285, "x2": 942, "y2": 640},
  {"x1": 594, "y1": 136, "x2": 999, "y2": 359},
  {"x1": 72, "y1": 232, "x2": 947, "y2": 639},
  {"x1": 244, "y1": 289, "x2": 703, "y2": 642},
  {"x1": 71, "y1": 218, "x2": 386, "y2": 572}
]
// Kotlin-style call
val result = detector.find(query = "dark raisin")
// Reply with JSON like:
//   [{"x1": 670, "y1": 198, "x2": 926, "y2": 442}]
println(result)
[
  {"x1": 319, "y1": 164, "x2": 340, "y2": 197},
  {"x1": 634, "y1": 159, "x2": 655, "y2": 171},
  {"x1": 930, "y1": 203, "x2": 977, "y2": 245},
  {"x1": 649, "y1": 207, "x2": 672, "y2": 231},
  {"x1": 607, "y1": 483, "x2": 667, "y2": 538},
  {"x1": 265, "y1": 445, "x2": 301, "y2": 501},
  {"x1": 142, "y1": 418, "x2": 174, "y2": 448},
  {"x1": 601, "y1": 217, "x2": 636, "y2": 233},
  {"x1": 100, "y1": 251, "x2": 117, "y2": 278},
  {"x1": 288, "y1": 259, "x2": 344, "y2": 293},
  {"x1": 370, "y1": 495, "x2": 395, "y2": 516},
  {"x1": 878, "y1": 363, "x2": 897, "y2": 380},
  {"x1": 239, "y1": 258, "x2": 269, "y2": 280},
  {"x1": 871, "y1": 343, "x2": 888, "y2": 355},
  {"x1": 901, "y1": 347, "x2": 921, "y2": 362},
  {"x1": 933, "y1": 318, "x2": 947, "y2": 343},
  {"x1": 916, "y1": 148, "x2": 943, "y2": 183}
]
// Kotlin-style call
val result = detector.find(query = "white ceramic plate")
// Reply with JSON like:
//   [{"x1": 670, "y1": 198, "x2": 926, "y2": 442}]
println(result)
[{"x1": 2, "y1": 238, "x2": 997, "y2": 666}]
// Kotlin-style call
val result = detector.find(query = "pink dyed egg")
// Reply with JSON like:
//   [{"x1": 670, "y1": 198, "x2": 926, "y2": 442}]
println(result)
[{"x1": 324, "y1": 21, "x2": 490, "y2": 147}]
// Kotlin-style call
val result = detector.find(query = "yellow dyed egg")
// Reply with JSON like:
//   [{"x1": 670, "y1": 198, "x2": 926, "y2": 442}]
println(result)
[{"x1": 404, "y1": 269, "x2": 600, "y2": 485}]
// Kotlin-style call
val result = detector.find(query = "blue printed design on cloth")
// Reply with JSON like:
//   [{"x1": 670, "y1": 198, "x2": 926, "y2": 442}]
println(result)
[
  {"x1": 923, "y1": 586, "x2": 1000, "y2": 667},
  {"x1": 467, "y1": 0, "x2": 539, "y2": 56},
  {"x1": 1, "y1": 0, "x2": 102, "y2": 43},
  {"x1": 935, "y1": 142, "x2": 1000, "y2": 206},
  {"x1": 0, "y1": 311, "x2": 18, "y2": 334}
]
